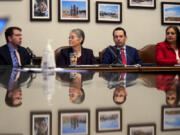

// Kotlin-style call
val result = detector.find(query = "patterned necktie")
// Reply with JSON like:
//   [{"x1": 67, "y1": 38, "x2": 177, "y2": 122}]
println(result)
[
  {"x1": 8, "y1": 70, "x2": 20, "y2": 90},
  {"x1": 14, "y1": 49, "x2": 22, "y2": 66},
  {"x1": 120, "y1": 48, "x2": 126, "y2": 65}
]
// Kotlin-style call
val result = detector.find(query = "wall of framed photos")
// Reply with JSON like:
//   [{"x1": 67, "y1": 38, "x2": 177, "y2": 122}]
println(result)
[{"x1": 0, "y1": 0, "x2": 179, "y2": 56}]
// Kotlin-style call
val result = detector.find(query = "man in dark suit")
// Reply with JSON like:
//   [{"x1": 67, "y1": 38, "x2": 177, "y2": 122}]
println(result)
[
  {"x1": 102, "y1": 27, "x2": 142, "y2": 65},
  {"x1": 0, "y1": 26, "x2": 31, "y2": 66}
]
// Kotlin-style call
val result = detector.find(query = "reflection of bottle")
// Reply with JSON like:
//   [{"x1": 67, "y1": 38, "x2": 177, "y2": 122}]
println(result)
[
  {"x1": 42, "y1": 71, "x2": 55, "y2": 104},
  {"x1": 41, "y1": 40, "x2": 55, "y2": 71}
]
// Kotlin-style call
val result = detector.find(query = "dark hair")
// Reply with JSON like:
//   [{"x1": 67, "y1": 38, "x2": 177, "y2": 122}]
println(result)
[
  {"x1": 5, "y1": 26, "x2": 21, "y2": 43},
  {"x1": 71, "y1": 28, "x2": 85, "y2": 45},
  {"x1": 5, "y1": 91, "x2": 22, "y2": 107},
  {"x1": 113, "y1": 27, "x2": 127, "y2": 37},
  {"x1": 165, "y1": 25, "x2": 180, "y2": 48},
  {"x1": 72, "y1": 88, "x2": 85, "y2": 104}
]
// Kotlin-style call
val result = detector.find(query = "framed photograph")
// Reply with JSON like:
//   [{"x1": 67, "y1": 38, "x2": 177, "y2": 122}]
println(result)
[
  {"x1": 58, "y1": 110, "x2": 90, "y2": 135},
  {"x1": 96, "y1": 108, "x2": 122, "y2": 132},
  {"x1": 127, "y1": 0, "x2": 156, "y2": 9},
  {"x1": 30, "y1": 0, "x2": 52, "y2": 21},
  {"x1": 161, "y1": 2, "x2": 180, "y2": 25},
  {"x1": 128, "y1": 123, "x2": 156, "y2": 135},
  {"x1": 30, "y1": 111, "x2": 52, "y2": 135},
  {"x1": 162, "y1": 106, "x2": 180, "y2": 131},
  {"x1": 96, "y1": 2, "x2": 122, "y2": 23},
  {"x1": 58, "y1": 0, "x2": 90, "y2": 22}
]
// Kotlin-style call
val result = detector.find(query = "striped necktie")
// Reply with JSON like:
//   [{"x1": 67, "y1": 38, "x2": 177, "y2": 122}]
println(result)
[{"x1": 14, "y1": 49, "x2": 22, "y2": 66}]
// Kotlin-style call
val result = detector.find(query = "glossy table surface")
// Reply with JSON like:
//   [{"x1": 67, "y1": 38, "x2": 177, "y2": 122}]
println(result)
[{"x1": 0, "y1": 67, "x2": 180, "y2": 135}]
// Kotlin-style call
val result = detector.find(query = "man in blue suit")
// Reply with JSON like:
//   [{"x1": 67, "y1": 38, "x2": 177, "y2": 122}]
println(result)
[{"x1": 102, "y1": 27, "x2": 142, "y2": 65}]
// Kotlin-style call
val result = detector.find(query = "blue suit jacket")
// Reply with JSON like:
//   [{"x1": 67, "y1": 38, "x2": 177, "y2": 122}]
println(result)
[
  {"x1": 102, "y1": 72, "x2": 138, "y2": 89},
  {"x1": 102, "y1": 45, "x2": 142, "y2": 65},
  {"x1": 0, "y1": 44, "x2": 31, "y2": 66},
  {"x1": 58, "y1": 47, "x2": 97, "y2": 67}
]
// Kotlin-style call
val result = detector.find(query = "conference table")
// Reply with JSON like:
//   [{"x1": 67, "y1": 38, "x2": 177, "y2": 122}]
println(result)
[{"x1": 0, "y1": 65, "x2": 180, "y2": 135}]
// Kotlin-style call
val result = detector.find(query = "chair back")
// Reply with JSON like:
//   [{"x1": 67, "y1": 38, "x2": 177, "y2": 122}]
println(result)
[
  {"x1": 138, "y1": 44, "x2": 156, "y2": 64},
  {"x1": 55, "y1": 46, "x2": 70, "y2": 67},
  {"x1": 99, "y1": 48, "x2": 107, "y2": 64}
]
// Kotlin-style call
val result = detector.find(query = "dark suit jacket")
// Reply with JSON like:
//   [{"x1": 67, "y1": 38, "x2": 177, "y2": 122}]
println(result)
[
  {"x1": 0, "y1": 68, "x2": 32, "y2": 89},
  {"x1": 102, "y1": 45, "x2": 142, "y2": 65},
  {"x1": 58, "y1": 47, "x2": 97, "y2": 67},
  {"x1": 0, "y1": 44, "x2": 31, "y2": 66},
  {"x1": 101, "y1": 72, "x2": 138, "y2": 89}
]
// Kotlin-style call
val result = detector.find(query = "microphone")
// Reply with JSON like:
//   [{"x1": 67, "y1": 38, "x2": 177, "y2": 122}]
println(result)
[
  {"x1": 108, "y1": 45, "x2": 123, "y2": 65},
  {"x1": 26, "y1": 47, "x2": 36, "y2": 58}
]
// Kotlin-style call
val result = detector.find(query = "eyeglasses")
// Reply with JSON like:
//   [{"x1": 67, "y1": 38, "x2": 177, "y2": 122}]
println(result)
[
  {"x1": 13, "y1": 34, "x2": 22, "y2": 37},
  {"x1": 166, "y1": 97, "x2": 176, "y2": 100},
  {"x1": 68, "y1": 36, "x2": 78, "y2": 40}
]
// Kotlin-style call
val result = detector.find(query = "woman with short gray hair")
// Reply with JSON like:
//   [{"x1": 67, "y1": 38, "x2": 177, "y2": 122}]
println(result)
[{"x1": 58, "y1": 28, "x2": 97, "y2": 66}]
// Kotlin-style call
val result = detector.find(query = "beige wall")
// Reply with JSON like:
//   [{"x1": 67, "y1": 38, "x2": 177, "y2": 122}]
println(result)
[{"x1": 0, "y1": 0, "x2": 180, "y2": 56}]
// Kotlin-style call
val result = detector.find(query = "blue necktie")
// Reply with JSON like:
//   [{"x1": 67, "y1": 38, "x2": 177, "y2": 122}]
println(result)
[
  {"x1": 8, "y1": 69, "x2": 18, "y2": 90},
  {"x1": 11, "y1": 50, "x2": 19, "y2": 67}
]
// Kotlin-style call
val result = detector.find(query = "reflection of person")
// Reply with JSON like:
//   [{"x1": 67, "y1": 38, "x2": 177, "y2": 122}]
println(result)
[
  {"x1": 156, "y1": 26, "x2": 180, "y2": 66},
  {"x1": 113, "y1": 85, "x2": 127, "y2": 104},
  {"x1": 0, "y1": 68, "x2": 32, "y2": 107},
  {"x1": 102, "y1": 27, "x2": 142, "y2": 65},
  {"x1": 35, "y1": 117, "x2": 48, "y2": 135},
  {"x1": 139, "y1": 73, "x2": 180, "y2": 106},
  {"x1": 58, "y1": 28, "x2": 97, "y2": 67},
  {"x1": 69, "y1": 72, "x2": 85, "y2": 104},
  {"x1": 56, "y1": 71, "x2": 95, "y2": 104},
  {"x1": 34, "y1": 0, "x2": 48, "y2": 16},
  {"x1": 156, "y1": 74, "x2": 180, "y2": 107},
  {"x1": 0, "y1": 27, "x2": 31, "y2": 66},
  {"x1": 101, "y1": 72, "x2": 138, "y2": 104}
]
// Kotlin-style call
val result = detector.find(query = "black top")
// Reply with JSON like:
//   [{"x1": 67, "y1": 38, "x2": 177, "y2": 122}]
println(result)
[{"x1": 58, "y1": 47, "x2": 97, "y2": 67}]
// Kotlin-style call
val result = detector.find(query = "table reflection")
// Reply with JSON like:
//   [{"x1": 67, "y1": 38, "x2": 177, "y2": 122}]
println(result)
[
  {"x1": 139, "y1": 73, "x2": 180, "y2": 107},
  {"x1": 56, "y1": 71, "x2": 95, "y2": 104},
  {"x1": 1, "y1": 68, "x2": 180, "y2": 135},
  {"x1": 0, "y1": 68, "x2": 32, "y2": 107},
  {"x1": 100, "y1": 72, "x2": 138, "y2": 104}
]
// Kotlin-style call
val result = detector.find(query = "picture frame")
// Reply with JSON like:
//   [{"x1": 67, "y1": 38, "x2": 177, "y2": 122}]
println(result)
[
  {"x1": 162, "y1": 106, "x2": 180, "y2": 131},
  {"x1": 58, "y1": 0, "x2": 90, "y2": 22},
  {"x1": 96, "y1": 2, "x2": 122, "y2": 23},
  {"x1": 127, "y1": 0, "x2": 156, "y2": 9},
  {"x1": 0, "y1": 0, "x2": 21, "y2": 0},
  {"x1": 96, "y1": 108, "x2": 122, "y2": 132},
  {"x1": 0, "y1": 134, "x2": 22, "y2": 135},
  {"x1": 161, "y1": 2, "x2": 180, "y2": 25},
  {"x1": 58, "y1": 109, "x2": 90, "y2": 135},
  {"x1": 30, "y1": 0, "x2": 52, "y2": 21},
  {"x1": 128, "y1": 123, "x2": 156, "y2": 135},
  {"x1": 30, "y1": 111, "x2": 52, "y2": 135}
]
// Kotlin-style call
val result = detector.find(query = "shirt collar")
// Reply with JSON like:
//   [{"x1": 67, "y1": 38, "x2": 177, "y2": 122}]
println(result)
[
  {"x1": 116, "y1": 45, "x2": 126, "y2": 50},
  {"x1": 8, "y1": 44, "x2": 15, "y2": 52}
]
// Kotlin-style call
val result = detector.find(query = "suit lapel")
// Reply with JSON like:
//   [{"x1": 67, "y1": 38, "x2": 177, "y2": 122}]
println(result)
[{"x1": 5, "y1": 45, "x2": 13, "y2": 65}]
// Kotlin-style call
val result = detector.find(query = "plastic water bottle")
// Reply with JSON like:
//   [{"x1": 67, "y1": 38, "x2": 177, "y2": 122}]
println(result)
[{"x1": 41, "y1": 40, "x2": 55, "y2": 71}]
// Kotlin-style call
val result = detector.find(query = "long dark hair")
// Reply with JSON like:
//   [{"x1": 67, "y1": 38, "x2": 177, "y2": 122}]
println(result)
[{"x1": 165, "y1": 26, "x2": 180, "y2": 48}]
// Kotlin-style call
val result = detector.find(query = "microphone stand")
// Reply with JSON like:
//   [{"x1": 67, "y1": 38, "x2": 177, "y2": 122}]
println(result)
[
  {"x1": 108, "y1": 46, "x2": 123, "y2": 66},
  {"x1": 26, "y1": 47, "x2": 36, "y2": 66}
]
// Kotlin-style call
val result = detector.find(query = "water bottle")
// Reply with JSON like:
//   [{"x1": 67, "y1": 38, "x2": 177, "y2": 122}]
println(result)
[{"x1": 41, "y1": 40, "x2": 55, "y2": 71}]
